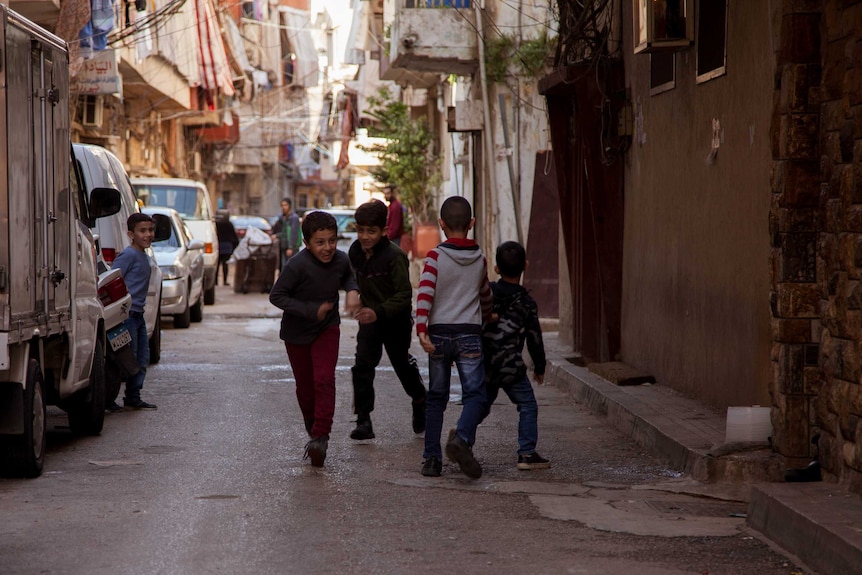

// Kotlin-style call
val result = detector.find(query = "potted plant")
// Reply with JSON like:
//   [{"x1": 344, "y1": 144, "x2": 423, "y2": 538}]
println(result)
[{"x1": 360, "y1": 87, "x2": 441, "y2": 257}]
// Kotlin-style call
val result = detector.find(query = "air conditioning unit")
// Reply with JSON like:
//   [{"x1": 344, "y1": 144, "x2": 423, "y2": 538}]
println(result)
[{"x1": 82, "y1": 95, "x2": 102, "y2": 127}]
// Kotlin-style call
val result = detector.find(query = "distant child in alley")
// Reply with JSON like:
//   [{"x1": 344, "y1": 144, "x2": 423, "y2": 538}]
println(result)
[{"x1": 269, "y1": 210, "x2": 360, "y2": 467}]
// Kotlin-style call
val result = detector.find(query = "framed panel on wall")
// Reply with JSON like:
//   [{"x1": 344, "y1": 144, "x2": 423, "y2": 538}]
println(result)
[
  {"x1": 650, "y1": 51, "x2": 675, "y2": 95},
  {"x1": 696, "y1": 0, "x2": 728, "y2": 83},
  {"x1": 633, "y1": 0, "x2": 694, "y2": 53}
]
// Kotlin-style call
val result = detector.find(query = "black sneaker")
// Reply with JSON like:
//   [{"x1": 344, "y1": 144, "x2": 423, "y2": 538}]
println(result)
[
  {"x1": 411, "y1": 398, "x2": 426, "y2": 434},
  {"x1": 517, "y1": 452, "x2": 551, "y2": 470},
  {"x1": 106, "y1": 402, "x2": 124, "y2": 413},
  {"x1": 350, "y1": 418, "x2": 375, "y2": 440},
  {"x1": 445, "y1": 430, "x2": 482, "y2": 479},
  {"x1": 124, "y1": 400, "x2": 157, "y2": 410},
  {"x1": 421, "y1": 456, "x2": 442, "y2": 477},
  {"x1": 304, "y1": 436, "x2": 328, "y2": 467}
]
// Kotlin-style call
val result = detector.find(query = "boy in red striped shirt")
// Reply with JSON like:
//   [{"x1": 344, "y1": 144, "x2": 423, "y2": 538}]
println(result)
[{"x1": 416, "y1": 197, "x2": 493, "y2": 478}]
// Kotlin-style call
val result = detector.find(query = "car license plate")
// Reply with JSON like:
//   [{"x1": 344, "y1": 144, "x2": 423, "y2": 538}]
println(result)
[{"x1": 107, "y1": 325, "x2": 132, "y2": 352}]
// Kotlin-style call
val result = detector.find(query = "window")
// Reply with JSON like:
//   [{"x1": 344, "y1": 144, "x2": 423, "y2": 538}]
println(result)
[
  {"x1": 696, "y1": 0, "x2": 728, "y2": 83},
  {"x1": 633, "y1": 0, "x2": 693, "y2": 53},
  {"x1": 650, "y1": 52, "x2": 675, "y2": 94}
]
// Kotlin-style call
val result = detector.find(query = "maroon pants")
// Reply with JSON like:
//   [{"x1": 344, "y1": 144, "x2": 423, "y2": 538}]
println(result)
[{"x1": 285, "y1": 325, "x2": 340, "y2": 438}]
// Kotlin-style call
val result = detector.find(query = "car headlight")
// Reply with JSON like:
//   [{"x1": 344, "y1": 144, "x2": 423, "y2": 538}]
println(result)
[{"x1": 159, "y1": 265, "x2": 182, "y2": 280}]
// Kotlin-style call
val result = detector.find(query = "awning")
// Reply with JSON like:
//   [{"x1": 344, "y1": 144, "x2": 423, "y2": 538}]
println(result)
[
  {"x1": 223, "y1": 15, "x2": 254, "y2": 74},
  {"x1": 279, "y1": 7, "x2": 319, "y2": 88},
  {"x1": 194, "y1": 0, "x2": 235, "y2": 96}
]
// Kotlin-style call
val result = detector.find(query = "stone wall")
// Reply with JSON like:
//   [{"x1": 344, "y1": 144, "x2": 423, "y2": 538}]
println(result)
[
  {"x1": 772, "y1": 0, "x2": 862, "y2": 490},
  {"x1": 816, "y1": 0, "x2": 862, "y2": 490}
]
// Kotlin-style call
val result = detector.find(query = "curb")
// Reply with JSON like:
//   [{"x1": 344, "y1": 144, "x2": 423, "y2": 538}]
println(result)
[
  {"x1": 747, "y1": 483, "x2": 862, "y2": 575},
  {"x1": 547, "y1": 358, "x2": 783, "y2": 482}
]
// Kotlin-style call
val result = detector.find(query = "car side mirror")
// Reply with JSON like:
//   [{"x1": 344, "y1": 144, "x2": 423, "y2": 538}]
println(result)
[
  {"x1": 188, "y1": 238, "x2": 206, "y2": 251},
  {"x1": 89, "y1": 187, "x2": 122, "y2": 219},
  {"x1": 151, "y1": 213, "x2": 172, "y2": 242}
]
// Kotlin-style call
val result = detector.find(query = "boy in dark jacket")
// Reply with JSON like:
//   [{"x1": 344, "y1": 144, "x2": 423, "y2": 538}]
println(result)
[
  {"x1": 480, "y1": 241, "x2": 550, "y2": 470},
  {"x1": 348, "y1": 200, "x2": 427, "y2": 440}
]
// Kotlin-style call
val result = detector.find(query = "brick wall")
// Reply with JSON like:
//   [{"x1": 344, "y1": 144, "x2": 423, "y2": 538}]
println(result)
[{"x1": 772, "y1": 0, "x2": 862, "y2": 491}]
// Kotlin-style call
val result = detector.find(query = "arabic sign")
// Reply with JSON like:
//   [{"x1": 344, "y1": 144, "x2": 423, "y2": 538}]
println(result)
[{"x1": 71, "y1": 49, "x2": 121, "y2": 95}]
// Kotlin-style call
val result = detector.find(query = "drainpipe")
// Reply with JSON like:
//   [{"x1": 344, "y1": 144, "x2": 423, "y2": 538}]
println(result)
[{"x1": 475, "y1": 1, "x2": 497, "y2": 251}]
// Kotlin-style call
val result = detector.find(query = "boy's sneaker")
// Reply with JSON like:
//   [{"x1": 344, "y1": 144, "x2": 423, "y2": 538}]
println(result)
[
  {"x1": 411, "y1": 398, "x2": 426, "y2": 434},
  {"x1": 124, "y1": 400, "x2": 157, "y2": 410},
  {"x1": 349, "y1": 418, "x2": 375, "y2": 440},
  {"x1": 445, "y1": 430, "x2": 482, "y2": 479},
  {"x1": 421, "y1": 456, "x2": 442, "y2": 477},
  {"x1": 517, "y1": 453, "x2": 551, "y2": 470},
  {"x1": 304, "y1": 436, "x2": 328, "y2": 467}
]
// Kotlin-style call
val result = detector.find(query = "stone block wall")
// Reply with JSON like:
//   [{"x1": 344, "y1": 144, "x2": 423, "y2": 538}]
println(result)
[
  {"x1": 772, "y1": 0, "x2": 862, "y2": 491},
  {"x1": 771, "y1": 5, "x2": 823, "y2": 465}
]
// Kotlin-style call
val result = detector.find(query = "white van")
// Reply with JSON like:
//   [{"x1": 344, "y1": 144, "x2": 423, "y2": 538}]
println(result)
[
  {"x1": 131, "y1": 178, "x2": 219, "y2": 305},
  {"x1": 73, "y1": 144, "x2": 164, "y2": 363}
]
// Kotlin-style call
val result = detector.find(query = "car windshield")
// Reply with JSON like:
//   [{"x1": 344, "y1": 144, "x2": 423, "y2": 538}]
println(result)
[{"x1": 135, "y1": 185, "x2": 207, "y2": 221}]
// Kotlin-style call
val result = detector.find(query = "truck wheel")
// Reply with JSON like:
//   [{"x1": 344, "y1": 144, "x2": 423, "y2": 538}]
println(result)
[
  {"x1": 204, "y1": 284, "x2": 215, "y2": 305},
  {"x1": 68, "y1": 340, "x2": 106, "y2": 436},
  {"x1": 2, "y1": 359, "x2": 47, "y2": 478},
  {"x1": 190, "y1": 295, "x2": 203, "y2": 323},
  {"x1": 149, "y1": 310, "x2": 161, "y2": 365}
]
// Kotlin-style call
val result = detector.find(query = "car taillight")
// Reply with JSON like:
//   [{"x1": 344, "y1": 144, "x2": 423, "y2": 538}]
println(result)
[
  {"x1": 99, "y1": 275, "x2": 129, "y2": 306},
  {"x1": 205, "y1": 242, "x2": 214, "y2": 254},
  {"x1": 102, "y1": 247, "x2": 117, "y2": 264}
]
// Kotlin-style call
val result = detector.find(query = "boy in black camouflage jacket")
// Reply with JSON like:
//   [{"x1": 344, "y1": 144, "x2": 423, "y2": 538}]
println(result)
[{"x1": 480, "y1": 241, "x2": 550, "y2": 470}]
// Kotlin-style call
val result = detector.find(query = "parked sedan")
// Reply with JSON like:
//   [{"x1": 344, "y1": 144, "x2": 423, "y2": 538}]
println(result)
[
  {"x1": 230, "y1": 214, "x2": 272, "y2": 239},
  {"x1": 142, "y1": 207, "x2": 205, "y2": 329}
]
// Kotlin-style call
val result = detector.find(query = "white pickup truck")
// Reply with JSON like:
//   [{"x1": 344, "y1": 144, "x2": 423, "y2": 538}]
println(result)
[{"x1": 0, "y1": 8, "x2": 122, "y2": 477}]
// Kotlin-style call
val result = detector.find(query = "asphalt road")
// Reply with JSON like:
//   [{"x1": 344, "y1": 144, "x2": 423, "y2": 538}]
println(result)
[{"x1": 0, "y1": 288, "x2": 811, "y2": 574}]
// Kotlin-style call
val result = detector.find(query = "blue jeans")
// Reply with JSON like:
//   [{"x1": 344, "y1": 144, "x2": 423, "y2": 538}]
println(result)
[
  {"x1": 423, "y1": 332, "x2": 486, "y2": 460},
  {"x1": 481, "y1": 375, "x2": 539, "y2": 455},
  {"x1": 123, "y1": 314, "x2": 149, "y2": 403}
]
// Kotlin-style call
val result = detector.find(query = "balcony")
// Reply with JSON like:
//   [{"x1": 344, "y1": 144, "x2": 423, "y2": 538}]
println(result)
[
  {"x1": 389, "y1": 0, "x2": 478, "y2": 76},
  {"x1": 8, "y1": 0, "x2": 59, "y2": 30}
]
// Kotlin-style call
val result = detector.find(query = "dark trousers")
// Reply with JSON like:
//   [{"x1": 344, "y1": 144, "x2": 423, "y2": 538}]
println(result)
[
  {"x1": 351, "y1": 313, "x2": 426, "y2": 417},
  {"x1": 285, "y1": 325, "x2": 340, "y2": 438},
  {"x1": 216, "y1": 254, "x2": 231, "y2": 284}
]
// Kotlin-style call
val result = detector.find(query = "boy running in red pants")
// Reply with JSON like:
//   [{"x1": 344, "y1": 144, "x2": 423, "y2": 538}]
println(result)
[{"x1": 270, "y1": 211, "x2": 360, "y2": 466}]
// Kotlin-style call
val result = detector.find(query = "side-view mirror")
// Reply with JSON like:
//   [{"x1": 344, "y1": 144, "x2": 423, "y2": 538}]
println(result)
[
  {"x1": 151, "y1": 213, "x2": 172, "y2": 242},
  {"x1": 89, "y1": 187, "x2": 122, "y2": 219},
  {"x1": 187, "y1": 238, "x2": 206, "y2": 251}
]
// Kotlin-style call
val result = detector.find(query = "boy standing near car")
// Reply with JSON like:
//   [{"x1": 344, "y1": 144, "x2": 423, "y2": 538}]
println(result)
[
  {"x1": 270, "y1": 211, "x2": 360, "y2": 467},
  {"x1": 111, "y1": 213, "x2": 158, "y2": 411},
  {"x1": 416, "y1": 196, "x2": 494, "y2": 479},
  {"x1": 348, "y1": 200, "x2": 427, "y2": 441},
  {"x1": 271, "y1": 197, "x2": 302, "y2": 271}
]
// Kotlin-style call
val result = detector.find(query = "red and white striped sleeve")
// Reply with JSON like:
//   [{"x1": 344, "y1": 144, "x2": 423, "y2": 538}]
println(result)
[{"x1": 415, "y1": 249, "x2": 439, "y2": 335}]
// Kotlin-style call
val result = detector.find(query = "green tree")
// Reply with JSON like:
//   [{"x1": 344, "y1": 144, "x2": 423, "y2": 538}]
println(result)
[{"x1": 360, "y1": 87, "x2": 440, "y2": 225}]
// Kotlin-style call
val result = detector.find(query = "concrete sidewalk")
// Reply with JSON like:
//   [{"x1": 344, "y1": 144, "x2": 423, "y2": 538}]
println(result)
[
  {"x1": 543, "y1": 337, "x2": 862, "y2": 575},
  {"x1": 206, "y1": 280, "x2": 862, "y2": 575}
]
